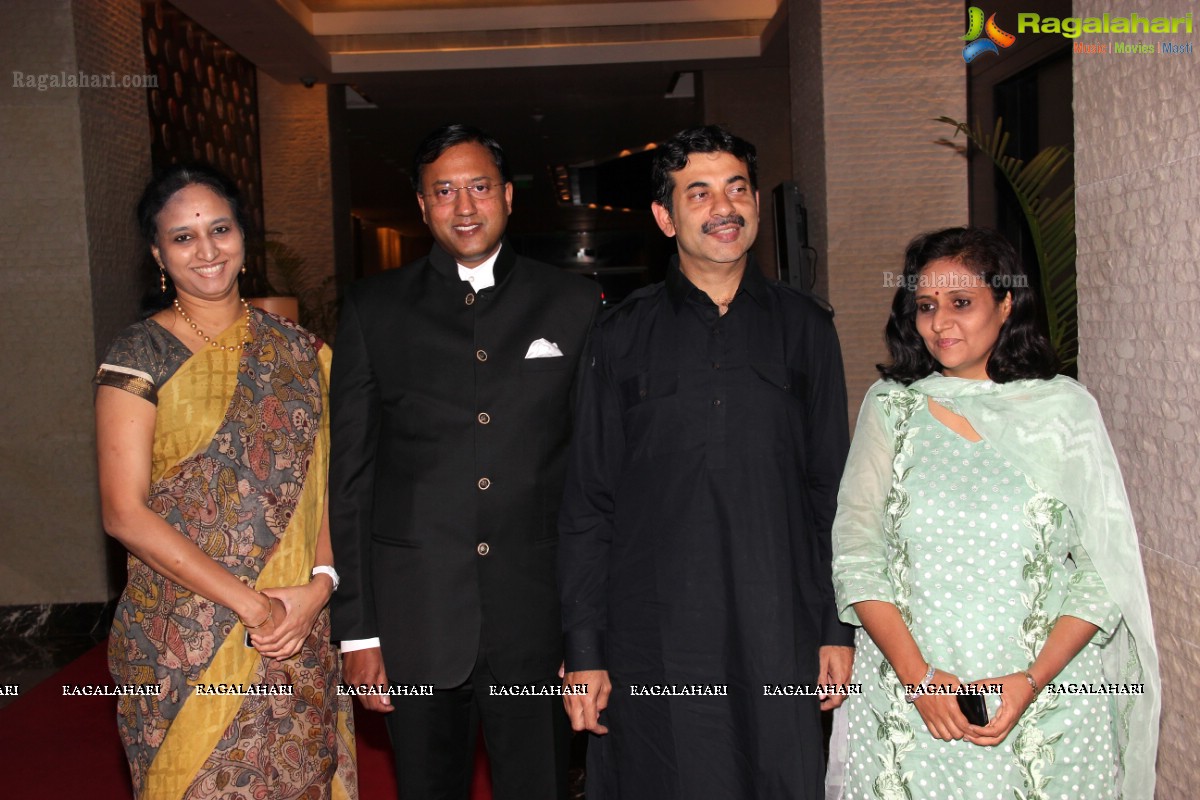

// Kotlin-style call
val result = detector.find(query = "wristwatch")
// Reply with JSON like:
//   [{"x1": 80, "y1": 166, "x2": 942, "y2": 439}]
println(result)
[{"x1": 311, "y1": 565, "x2": 340, "y2": 591}]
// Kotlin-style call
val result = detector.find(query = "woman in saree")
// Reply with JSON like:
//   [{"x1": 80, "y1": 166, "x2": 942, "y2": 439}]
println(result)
[
  {"x1": 828, "y1": 227, "x2": 1159, "y2": 800},
  {"x1": 95, "y1": 163, "x2": 357, "y2": 799}
]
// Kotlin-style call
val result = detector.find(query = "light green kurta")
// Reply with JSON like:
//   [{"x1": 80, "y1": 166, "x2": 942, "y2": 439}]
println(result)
[{"x1": 829, "y1": 376, "x2": 1159, "y2": 800}]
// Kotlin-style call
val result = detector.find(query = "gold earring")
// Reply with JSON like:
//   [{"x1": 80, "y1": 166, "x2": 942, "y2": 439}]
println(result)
[
  {"x1": 241, "y1": 264, "x2": 246, "y2": 275},
  {"x1": 159, "y1": 268, "x2": 166, "y2": 293}
]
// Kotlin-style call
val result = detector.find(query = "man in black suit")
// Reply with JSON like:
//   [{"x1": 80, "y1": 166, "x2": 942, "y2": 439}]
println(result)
[{"x1": 329, "y1": 124, "x2": 599, "y2": 800}]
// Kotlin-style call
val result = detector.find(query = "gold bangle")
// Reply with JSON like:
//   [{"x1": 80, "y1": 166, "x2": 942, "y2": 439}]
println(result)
[
  {"x1": 1022, "y1": 670, "x2": 1040, "y2": 694},
  {"x1": 241, "y1": 593, "x2": 272, "y2": 630}
]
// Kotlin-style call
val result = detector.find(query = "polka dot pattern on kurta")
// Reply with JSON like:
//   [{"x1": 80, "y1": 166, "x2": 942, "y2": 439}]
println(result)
[{"x1": 841, "y1": 404, "x2": 1119, "y2": 800}]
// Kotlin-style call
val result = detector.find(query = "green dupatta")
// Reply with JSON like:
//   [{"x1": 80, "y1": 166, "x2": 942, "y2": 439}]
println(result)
[{"x1": 832, "y1": 374, "x2": 1159, "y2": 800}]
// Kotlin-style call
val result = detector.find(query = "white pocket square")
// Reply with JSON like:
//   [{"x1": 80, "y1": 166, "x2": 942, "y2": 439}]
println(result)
[{"x1": 525, "y1": 338, "x2": 563, "y2": 358}]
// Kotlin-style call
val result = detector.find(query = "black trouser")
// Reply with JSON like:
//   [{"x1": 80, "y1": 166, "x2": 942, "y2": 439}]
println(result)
[{"x1": 383, "y1": 650, "x2": 570, "y2": 800}]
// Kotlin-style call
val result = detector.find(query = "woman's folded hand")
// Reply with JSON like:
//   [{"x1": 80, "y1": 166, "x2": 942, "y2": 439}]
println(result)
[
  {"x1": 963, "y1": 672, "x2": 1037, "y2": 747},
  {"x1": 251, "y1": 583, "x2": 329, "y2": 659},
  {"x1": 911, "y1": 668, "x2": 972, "y2": 741}
]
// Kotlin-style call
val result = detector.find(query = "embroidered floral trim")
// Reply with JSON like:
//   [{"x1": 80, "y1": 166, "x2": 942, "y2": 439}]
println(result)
[
  {"x1": 1011, "y1": 483, "x2": 1067, "y2": 800},
  {"x1": 1117, "y1": 626, "x2": 1141, "y2": 769},
  {"x1": 870, "y1": 388, "x2": 923, "y2": 800}
]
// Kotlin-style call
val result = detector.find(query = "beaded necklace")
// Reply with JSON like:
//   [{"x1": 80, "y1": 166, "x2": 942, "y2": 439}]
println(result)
[{"x1": 173, "y1": 297, "x2": 252, "y2": 351}]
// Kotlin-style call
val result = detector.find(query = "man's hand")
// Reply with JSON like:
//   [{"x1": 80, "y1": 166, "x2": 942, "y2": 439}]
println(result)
[
  {"x1": 563, "y1": 669, "x2": 611, "y2": 734},
  {"x1": 342, "y1": 647, "x2": 394, "y2": 713},
  {"x1": 817, "y1": 645, "x2": 855, "y2": 711}
]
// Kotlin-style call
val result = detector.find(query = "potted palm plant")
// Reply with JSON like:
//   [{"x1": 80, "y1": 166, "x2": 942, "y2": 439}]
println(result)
[{"x1": 246, "y1": 237, "x2": 338, "y2": 342}]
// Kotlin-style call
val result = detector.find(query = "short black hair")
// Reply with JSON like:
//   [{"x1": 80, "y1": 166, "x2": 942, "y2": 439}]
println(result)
[
  {"x1": 410, "y1": 124, "x2": 511, "y2": 193},
  {"x1": 136, "y1": 162, "x2": 248, "y2": 247},
  {"x1": 651, "y1": 125, "x2": 757, "y2": 214},
  {"x1": 135, "y1": 162, "x2": 250, "y2": 311},
  {"x1": 878, "y1": 226, "x2": 1059, "y2": 384}
]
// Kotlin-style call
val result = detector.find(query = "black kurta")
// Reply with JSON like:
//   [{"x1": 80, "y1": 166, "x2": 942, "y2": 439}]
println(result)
[{"x1": 559, "y1": 257, "x2": 854, "y2": 800}]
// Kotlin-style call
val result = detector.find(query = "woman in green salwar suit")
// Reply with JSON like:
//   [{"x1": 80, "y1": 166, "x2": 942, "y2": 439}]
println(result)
[{"x1": 828, "y1": 227, "x2": 1159, "y2": 800}]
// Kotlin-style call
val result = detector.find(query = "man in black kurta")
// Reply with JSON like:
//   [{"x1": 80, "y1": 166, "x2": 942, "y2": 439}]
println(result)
[
  {"x1": 330, "y1": 125, "x2": 598, "y2": 800},
  {"x1": 559, "y1": 126, "x2": 855, "y2": 799}
]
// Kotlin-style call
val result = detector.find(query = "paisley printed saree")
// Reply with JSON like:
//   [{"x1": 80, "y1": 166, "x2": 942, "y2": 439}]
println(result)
[{"x1": 96, "y1": 308, "x2": 357, "y2": 800}]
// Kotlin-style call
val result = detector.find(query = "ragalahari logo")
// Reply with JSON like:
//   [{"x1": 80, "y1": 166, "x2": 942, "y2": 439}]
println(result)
[{"x1": 962, "y1": 7, "x2": 1017, "y2": 62}]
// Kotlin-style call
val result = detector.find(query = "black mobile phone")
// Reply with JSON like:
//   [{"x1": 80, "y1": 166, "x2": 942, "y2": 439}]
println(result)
[
  {"x1": 957, "y1": 692, "x2": 989, "y2": 726},
  {"x1": 245, "y1": 630, "x2": 253, "y2": 648}
]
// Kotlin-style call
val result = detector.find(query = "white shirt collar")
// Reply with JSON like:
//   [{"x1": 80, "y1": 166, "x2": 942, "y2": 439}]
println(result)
[{"x1": 457, "y1": 247, "x2": 501, "y2": 291}]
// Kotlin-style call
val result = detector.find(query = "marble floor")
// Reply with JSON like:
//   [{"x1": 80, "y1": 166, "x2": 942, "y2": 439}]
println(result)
[
  {"x1": 0, "y1": 632, "x2": 106, "y2": 710},
  {"x1": 0, "y1": 602, "x2": 114, "y2": 710}
]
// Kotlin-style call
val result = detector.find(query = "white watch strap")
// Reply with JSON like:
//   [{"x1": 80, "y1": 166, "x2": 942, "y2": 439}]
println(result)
[{"x1": 311, "y1": 565, "x2": 340, "y2": 591}]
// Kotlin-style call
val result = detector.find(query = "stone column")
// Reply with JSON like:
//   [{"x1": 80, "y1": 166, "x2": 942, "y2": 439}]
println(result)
[
  {"x1": 1074, "y1": 1, "x2": 1200, "y2": 794},
  {"x1": 257, "y1": 73, "x2": 348, "y2": 342},
  {"x1": 787, "y1": 0, "x2": 968, "y2": 421},
  {"x1": 0, "y1": 0, "x2": 148, "y2": 608}
]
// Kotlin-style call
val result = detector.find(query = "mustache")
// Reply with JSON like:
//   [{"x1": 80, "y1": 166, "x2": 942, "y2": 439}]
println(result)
[{"x1": 701, "y1": 215, "x2": 745, "y2": 234}]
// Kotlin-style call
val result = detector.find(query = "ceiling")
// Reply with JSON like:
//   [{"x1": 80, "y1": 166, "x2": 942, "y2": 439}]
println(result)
[{"x1": 170, "y1": 0, "x2": 789, "y2": 238}]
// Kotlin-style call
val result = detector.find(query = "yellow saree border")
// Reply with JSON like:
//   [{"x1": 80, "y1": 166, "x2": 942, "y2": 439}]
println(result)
[
  {"x1": 333, "y1": 694, "x2": 356, "y2": 800},
  {"x1": 143, "y1": 322, "x2": 335, "y2": 799}
]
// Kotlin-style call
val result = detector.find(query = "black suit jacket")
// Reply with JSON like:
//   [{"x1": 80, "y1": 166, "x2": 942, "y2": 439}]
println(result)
[{"x1": 329, "y1": 242, "x2": 599, "y2": 687}]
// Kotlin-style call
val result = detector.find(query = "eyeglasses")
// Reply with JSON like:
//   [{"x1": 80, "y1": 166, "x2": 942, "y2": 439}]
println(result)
[{"x1": 423, "y1": 180, "x2": 505, "y2": 205}]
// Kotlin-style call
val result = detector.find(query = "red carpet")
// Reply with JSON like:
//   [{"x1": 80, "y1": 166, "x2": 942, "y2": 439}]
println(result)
[{"x1": 0, "y1": 643, "x2": 492, "y2": 799}]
